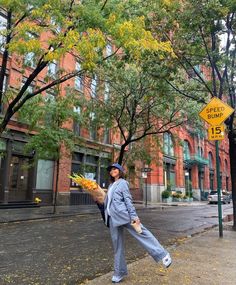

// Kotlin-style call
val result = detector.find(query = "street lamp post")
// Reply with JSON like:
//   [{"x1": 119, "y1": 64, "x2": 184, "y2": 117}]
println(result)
[
  {"x1": 185, "y1": 171, "x2": 189, "y2": 196},
  {"x1": 141, "y1": 166, "x2": 152, "y2": 208},
  {"x1": 141, "y1": 171, "x2": 148, "y2": 207}
]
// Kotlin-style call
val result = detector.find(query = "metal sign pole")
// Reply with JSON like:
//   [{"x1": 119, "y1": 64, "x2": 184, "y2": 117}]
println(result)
[
  {"x1": 198, "y1": 97, "x2": 234, "y2": 239},
  {"x1": 215, "y1": 140, "x2": 223, "y2": 238},
  {"x1": 145, "y1": 177, "x2": 147, "y2": 207},
  {"x1": 141, "y1": 167, "x2": 152, "y2": 208}
]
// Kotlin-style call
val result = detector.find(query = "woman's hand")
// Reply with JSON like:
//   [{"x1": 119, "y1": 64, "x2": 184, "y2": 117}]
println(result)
[{"x1": 132, "y1": 217, "x2": 141, "y2": 225}]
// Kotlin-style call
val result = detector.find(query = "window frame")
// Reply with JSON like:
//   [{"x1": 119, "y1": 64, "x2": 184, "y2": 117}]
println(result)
[
  {"x1": 0, "y1": 11, "x2": 7, "y2": 53},
  {"x1": 163, "y1": 132, "x2": 174, "y2": 157},
  {"x1": 74, "y1": 61, "x2": 83, "y2": 91}
]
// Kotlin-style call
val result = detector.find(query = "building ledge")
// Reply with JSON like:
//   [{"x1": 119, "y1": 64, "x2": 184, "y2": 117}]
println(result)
[{"x1": 184, "y1": 154, "x2": 208, "y2": 166}]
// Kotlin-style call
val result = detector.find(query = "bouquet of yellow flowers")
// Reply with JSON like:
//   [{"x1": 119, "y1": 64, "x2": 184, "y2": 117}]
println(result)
[{"x1": 69, "y1": 174, "x2": 106, "y2": 204}]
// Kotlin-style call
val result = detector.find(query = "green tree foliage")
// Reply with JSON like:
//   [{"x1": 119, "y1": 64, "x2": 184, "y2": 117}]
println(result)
[
  {"x1": 0, "y1": 0, "x2": 172, "y2": 134},
  {"x1": 149, "y1": 0, "x2": 236, "y2": 229},
  {"x1": 18, "y1": 91, "x2": 80, "y2": 160},
  {"x1": 78, "y1": 61, "x2": 202, "y2": 165}
]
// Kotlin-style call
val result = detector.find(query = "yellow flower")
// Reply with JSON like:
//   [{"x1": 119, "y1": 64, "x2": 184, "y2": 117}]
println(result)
[
  {"x1": 35, "y1": 197, "x2": 42, "y2": 203},
  {"x1": 68, "y1": 174, "x2": 98, "y2": 191}
]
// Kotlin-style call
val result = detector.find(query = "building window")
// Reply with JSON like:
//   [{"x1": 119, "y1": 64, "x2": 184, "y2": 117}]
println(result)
[
  {"x1": 209, "y1": 152, "x2": 214, "y2": 190},
  {"x1": 50, "y1": 17, "x2": 61, "y2": 34},
  {"x1": 84, "y1": 155, "x2": 98, "y2": 181},
  {"x1": 24, "y1": 32, "x2": 37, "y2": 68},
  {"x1": 24, "y1": 51, "x2": 36, "y2": 68},
  {"x1": 44, "y1": 89, "x2": 56, "y2": 124},
  {"x1": 0, "y1": 12, "x2": 7, "y2": 52},
  {"x1": 45, "y1": 89, "x2": 56, "y2": 103},
  {"x1": 188, "y1": 65, "x2": 204, "y2": 79},
  {"x1": 225, "y1": 159, "x2": 229, "y2": 191},
  {"x1": 106, "y1": 44, "x2": 112, "y2": 57},
  {"x1": 71, "y1": 152, "x2": 84, "y2": 187},
  {"x1": 164, "y1": 163, "x2": 175, "y2": 190},
  {"x1": 0, "y1": 73, "x2": 8, "y2": 114},
  {"x1": 2, "y1": 73, "x2": 8, "y2": 93},
  {"x1": 75, "y1": 62, "x2": 83, "y2": 91},
  {"x1": 103, "y1": 128, "x2": 110, "y2": 144},
  {"x1": 71, "y1": 152, "x2": 111, "y2": 188},
  {"x1": 100, "y1": 157, "x2": 110, "y2": 188},
  {"x1": 91, "y1": 75, "x2": 97, "y2": 98},
  {"x1": 163, "y1": 132, "x2": 174, "y2": 156},
  {"x1": 89, "y1": 112, "x2": 97, "y2": 140},
  {"x1": 208, "y1": 152, "x2": 213, "y2": 169},
  {"x1": 36, "y1": 160, "x2": 54, "y2": 190},
  {"x1": 198, "y1": 146, "x2": 203, "y2": 157},
  {"x1": 73, "y1": 106, "x2": 81, "y2": 136},
  {"x1": 47, "y1": 60, "x2": 57, "y2": 78},
  {"x1": 183, "y1": 140, "x2": 191, "y2": 160},
  {"x1": 21, "y1": 77, "x2": 34, "y2": 95},
  {"x1": 104, "y1": 81, "x2": 109, "y2": 101}
]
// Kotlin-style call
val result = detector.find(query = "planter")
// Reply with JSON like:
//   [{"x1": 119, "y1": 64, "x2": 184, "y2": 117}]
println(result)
[
  {"x1": 162, "y1": 197, "x2": 173, "y2": 203},
  {"x1": 173, "y1": 198, "x2": 182, "y2": 202},
  {"x1": 183, "y1": 197, "x2": 193, "y2": 202}
]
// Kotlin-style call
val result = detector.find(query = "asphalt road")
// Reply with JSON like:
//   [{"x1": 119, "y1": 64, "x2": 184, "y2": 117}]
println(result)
[{"x1": 0, "y1": 203, "x2": 233, "y2": 285}]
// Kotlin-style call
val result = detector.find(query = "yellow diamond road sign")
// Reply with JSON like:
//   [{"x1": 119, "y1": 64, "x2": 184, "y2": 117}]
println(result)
[
  {"x1": 208, "y1": 125, "x2": 225, "y2": 141},
  {"x1": 199, "y1": 97, "x2": 234, "y2": 126}
]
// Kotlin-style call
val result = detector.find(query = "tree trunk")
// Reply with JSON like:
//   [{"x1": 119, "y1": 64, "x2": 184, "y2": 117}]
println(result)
[
  {"x1": 228, "y1": 130, "x2": 236, "y2": 230},
  {"x1": 118, "y1": 143, "x2": 129, "y2": 165},
  {"x1": 52, "y1": 158, "x2": 60, "y2": 214},
  {"x1": 0, "y1": 108, "x2": 14, "y2": 136}
]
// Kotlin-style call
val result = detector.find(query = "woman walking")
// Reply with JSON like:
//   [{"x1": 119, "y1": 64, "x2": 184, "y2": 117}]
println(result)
[{"x1": 104, "y1": 163, "x2": 172, "y2": 283}]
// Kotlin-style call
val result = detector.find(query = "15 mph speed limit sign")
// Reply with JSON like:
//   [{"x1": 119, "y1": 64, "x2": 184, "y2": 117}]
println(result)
[{"x1": 208, "y1": 125, "x2": 225, "y2": 140}]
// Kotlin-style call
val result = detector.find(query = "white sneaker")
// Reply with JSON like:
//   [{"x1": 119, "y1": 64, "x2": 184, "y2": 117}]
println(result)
[
  {"x1": 112, "y1": 275, "x2": 124, "y2": 283},
  {"x1": 162, "y1": 253, "x2": 172, "y2": 268}
]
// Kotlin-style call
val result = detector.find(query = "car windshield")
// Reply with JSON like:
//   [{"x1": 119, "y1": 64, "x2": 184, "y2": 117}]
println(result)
[{"x1": 209, "y1": 191, "x2": 218, "y2": 195}]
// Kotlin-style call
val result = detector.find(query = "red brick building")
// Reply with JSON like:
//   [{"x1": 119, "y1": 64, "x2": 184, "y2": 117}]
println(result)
[
  {"x1": 140, "y1": 126, "x2": 231, "y2": 203},
  {"x1": 0, "y1": 12, "x2": 231, "y2": 207}
]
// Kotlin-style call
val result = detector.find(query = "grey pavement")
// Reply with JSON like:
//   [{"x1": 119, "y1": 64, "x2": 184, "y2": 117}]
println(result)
[
  {"x1": 82, "y1": 222, "x2": 236, "y2": 285},
  {"x1": 0, "y1": 202, "x2": 234, "y2": 285}
]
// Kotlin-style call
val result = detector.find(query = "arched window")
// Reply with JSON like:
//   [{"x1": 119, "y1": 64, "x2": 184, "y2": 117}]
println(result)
[
  {"x1": 208, "y1": 152, "x2": 214, "y2": 169},
  {"x1": 183, "y1": 140, "x2": 191, "y2": 160},
  {"x1": 225, "y1": 159, "x2": 229, "y2": 192},
  {"x1": 208, "y1": 152, "x2": 214, "y2": 190},
  {"x1": 219, "y1": 157, "x2": 222, "y2": 170},
  {"x1": 163, "y1": 132, "x2": 174, "y2": 156},
  {"x1": 197, "y1": 146, "x2": 203, "y2": 157}
]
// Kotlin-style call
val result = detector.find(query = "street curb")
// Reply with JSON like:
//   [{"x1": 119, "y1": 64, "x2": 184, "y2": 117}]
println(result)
[
  {"x1": 0, "y1": 210, "x2": 100, "y2": 224},
  {"x1": 0, "y1": 205, "x2": 232, "y2": 225},
  {"x1": 0, "y1": 204, "x2": 200, "y2": 224}
]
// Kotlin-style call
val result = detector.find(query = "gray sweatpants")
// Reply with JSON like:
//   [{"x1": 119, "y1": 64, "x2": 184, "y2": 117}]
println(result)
[{"x1": 109, "y1": 218, "x2": 168, "y2": 276}]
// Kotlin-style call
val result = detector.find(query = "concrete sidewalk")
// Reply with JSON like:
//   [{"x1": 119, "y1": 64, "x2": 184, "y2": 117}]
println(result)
[
  {"x1": 81, "y1": 223, "x2": 236, "y2": 285},
  {"x1": 0, "y1": 201, "x2": 208, "y2": 223}
]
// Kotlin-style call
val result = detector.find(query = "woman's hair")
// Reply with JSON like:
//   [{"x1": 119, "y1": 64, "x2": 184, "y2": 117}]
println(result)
[{"x1": 109, "y1": 169, "x2": 125, "y2": 182}]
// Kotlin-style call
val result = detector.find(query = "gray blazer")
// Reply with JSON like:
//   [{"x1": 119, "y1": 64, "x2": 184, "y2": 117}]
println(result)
[{"x1": 104, "y1": 178, "x2": 138, "y2": 227}]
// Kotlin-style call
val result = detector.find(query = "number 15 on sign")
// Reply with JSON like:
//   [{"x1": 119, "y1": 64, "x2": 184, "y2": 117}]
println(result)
[{"x1": 208, "y1": 125, "x2": 225, "y2": 141}]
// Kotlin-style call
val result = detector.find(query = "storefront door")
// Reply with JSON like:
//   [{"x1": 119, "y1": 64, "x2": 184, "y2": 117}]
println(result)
[{"x1": 8, "y1": 156, "x2": 30, "y2": 202}]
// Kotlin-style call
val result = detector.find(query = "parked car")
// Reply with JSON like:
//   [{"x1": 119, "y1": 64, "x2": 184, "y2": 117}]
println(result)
[{"x1": 208, "y1": 190, "x2": 231, "y2": 204}]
